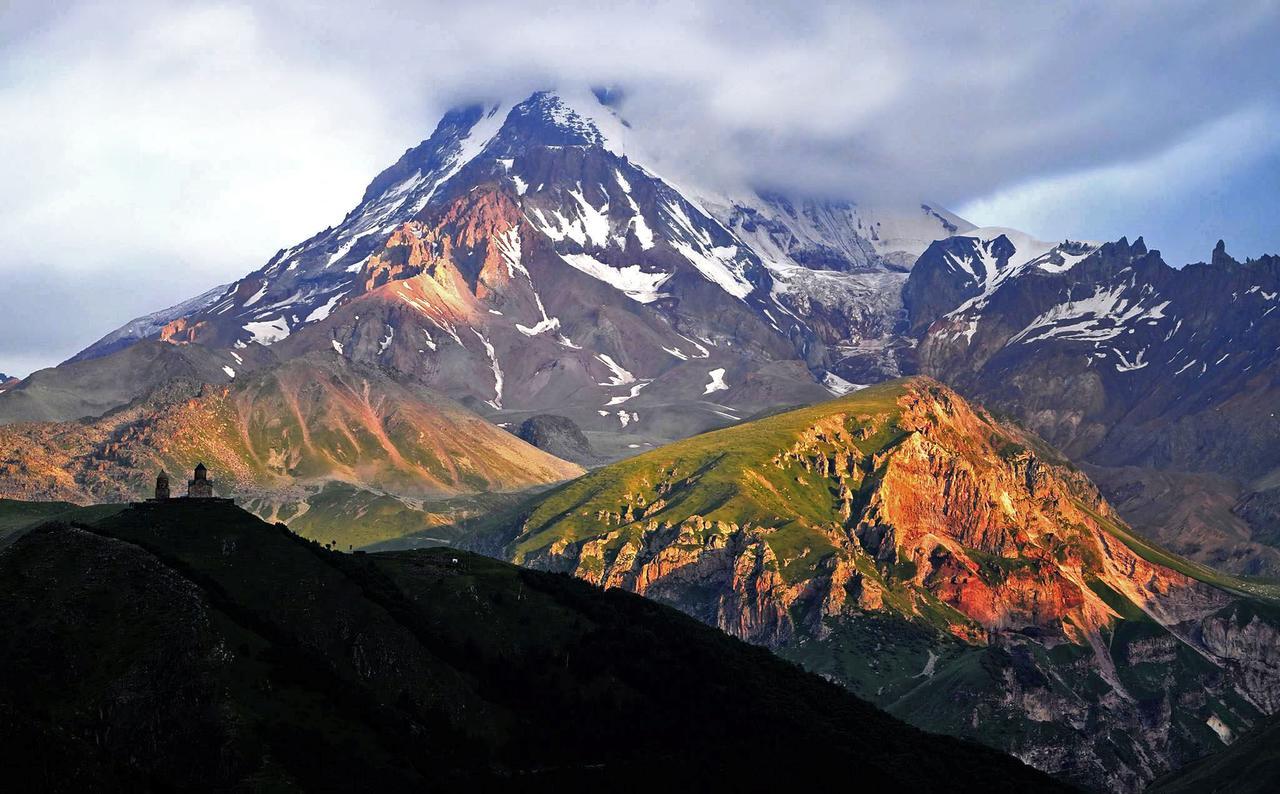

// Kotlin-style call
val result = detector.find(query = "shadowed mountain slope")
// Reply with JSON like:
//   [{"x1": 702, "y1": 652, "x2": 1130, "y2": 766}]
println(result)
[
  {"x1": 0, "y1": 500, "x2": 1064, "y2": 792},
  {"x1": 1149, "y1": 707, "x2": 1280, "y2": 793},
  {"x1": 0, "y1": 340, "x2": 272, "y2": 425}
]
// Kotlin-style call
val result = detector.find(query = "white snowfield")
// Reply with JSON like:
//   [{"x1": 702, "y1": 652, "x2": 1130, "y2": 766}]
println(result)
[
  {"x1": 703, "y1": 368, "x2": 729, "y2": 395},
  {"x1": 243, "y1": 317, "x2": 290, "y2": 346},
  {"x1": 558, "y1": 253, "x2": 672, "y2": 304},
  {"x1": 1008, "y1": 282, "x2": 1170, "y2": 346},
  {"x1": 595, "y1": 354, "x2": 636, "y2": 387}
]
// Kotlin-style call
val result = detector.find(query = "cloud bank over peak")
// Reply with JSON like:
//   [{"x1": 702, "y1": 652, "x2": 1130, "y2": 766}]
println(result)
[{"x1": 1, "y1": 0, "x2": 1278, "y2": 375}]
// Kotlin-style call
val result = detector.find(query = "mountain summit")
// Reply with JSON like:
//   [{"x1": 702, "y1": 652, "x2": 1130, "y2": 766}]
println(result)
[{"x1": 65, "y1": 89, "x2": 971, "y2": 457}]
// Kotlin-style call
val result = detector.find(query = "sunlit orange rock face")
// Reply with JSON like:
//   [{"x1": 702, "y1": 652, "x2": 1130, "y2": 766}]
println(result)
[
  {"x1": 159, "y1": 317, "x2": 204, "y2": 344},
  {"x1": 862, "y1": 384, "x2": 1198, "y2": 641},
  {"x1": 521, "y1": 379, "x2": 1214, "y2": 650},
  {"x1": 0, "y1": 355, "x2": 581, "y2": 505},
  {"x1": 359, "y1": 186, "x2": 524, "y2": 297}
]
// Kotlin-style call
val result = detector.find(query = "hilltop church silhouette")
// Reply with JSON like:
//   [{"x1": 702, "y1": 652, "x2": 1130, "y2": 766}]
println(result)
[{"x1": 148, "y1": 464, "x2": 232, "y2": 504}]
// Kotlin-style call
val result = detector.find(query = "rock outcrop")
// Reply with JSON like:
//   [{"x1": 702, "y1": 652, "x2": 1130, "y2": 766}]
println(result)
[{"x1": 515, "y1": 414, "x2": 594, "y2": 464}]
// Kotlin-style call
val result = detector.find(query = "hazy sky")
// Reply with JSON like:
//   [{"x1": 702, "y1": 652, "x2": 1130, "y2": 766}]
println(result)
[{"x1": 2, "y1": 0, "x2": 1279, "y2": 376}]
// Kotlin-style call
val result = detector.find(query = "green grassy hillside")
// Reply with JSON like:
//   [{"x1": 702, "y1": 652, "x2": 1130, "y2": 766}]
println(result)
[{"x1": 511, "y1": 379, "x2": 905, "y2": 576}]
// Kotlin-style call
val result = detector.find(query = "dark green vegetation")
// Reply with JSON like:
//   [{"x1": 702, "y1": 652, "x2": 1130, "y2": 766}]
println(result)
[
  {"x1": 1149, "y1": 711, "x2": 1280, "y2": 793},
  {"x1": 239, "y1": 482, "x2": 536, "y2": 551},
  {"x1": 0, "y1": 500, "x2": 1065, "y2": 792},
  {"x1": 0, "y1": 498, "x2": 123, "y2": 547}
]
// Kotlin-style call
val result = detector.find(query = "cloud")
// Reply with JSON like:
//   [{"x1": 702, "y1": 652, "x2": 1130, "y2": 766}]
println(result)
[{"x1": 1, "y1": 0, "x2": 1278, "y2": 374}]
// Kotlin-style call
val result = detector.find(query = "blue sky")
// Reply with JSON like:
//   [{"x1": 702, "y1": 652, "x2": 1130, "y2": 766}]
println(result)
[{"x1": 1, "y1": 0, "x2": 1278, "y2": 376}]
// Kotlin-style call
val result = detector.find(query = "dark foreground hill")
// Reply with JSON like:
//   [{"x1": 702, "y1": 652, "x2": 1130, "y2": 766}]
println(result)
[{"x1": 0, "y1": 500, "x2": 1063, "y2": 792}]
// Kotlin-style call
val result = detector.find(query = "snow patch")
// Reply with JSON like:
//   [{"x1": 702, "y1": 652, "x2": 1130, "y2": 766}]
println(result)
[
  {"x1": 472, "y1": 330, "x2": 504, "y2": 409},
  {"x1": 675, "y1": 333, "x2": 711, "y2": 358},
  {"x1": 517, "y1": 317, "x2": 561, "y2": 336},
  {"x1": 243, "y1": 317, "x2": 290, "y2": 346},
  {"x1": 703, "y1": 368, "x2": 729, "y2": 395},
  {"x1": 822, "y1": 372, "x2": 865, "y2": 395},
  {"x1": 662, "y1": 200, "x2": 753, "y2": 299},
  {"x1": 242, "y1": 283, "x2": 268, "y2": 307},
  {"x1": 1009, "y1": 285, "x2": 1171, "y2": 346},
  {"x1": 1114, "y1": 347, "x2": 1149, "y2": 372},
  {"x1": 671, "y1": 240, "x2": 753, "y2": 299},
  {"x1": 559, "y1": 253, "x2": 671, "y2": 303},
  {"x1": 305, "y1": 291, "x2": 348, "y2": 324},
  {"x1": 625, "y1": 195, "x2": 655, "y2": 250},
  {"x1": 496, "y1": 227, "x2": 526, "y2": 277},
  {"x1": 569, "y1": 188, "x2": 610, "y2": 247},
  {"x1": 606, "y1": 380, "x2": 651, "y2": 406},
  {"x1": 595, "y1": 354, "x2": 636, "y2": 386}
]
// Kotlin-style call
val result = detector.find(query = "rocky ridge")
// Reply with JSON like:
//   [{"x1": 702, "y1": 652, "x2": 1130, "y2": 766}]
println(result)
[
  {"x1": 495, "y1": 378, "x2": 1280, "y2": 792},
  {"x1": 908, "y1": 234, "x2": 1280, "y2": 575}
]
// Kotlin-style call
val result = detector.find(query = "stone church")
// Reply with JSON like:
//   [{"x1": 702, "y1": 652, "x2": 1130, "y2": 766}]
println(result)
[{"x1": 149, "y1": 464, "x2": 229, "y2": 502}]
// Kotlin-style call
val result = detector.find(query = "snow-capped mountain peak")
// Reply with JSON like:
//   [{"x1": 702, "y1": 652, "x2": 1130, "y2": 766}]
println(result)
[
  {"x1": 496, "y1": 89, "x2": 634, "y2": 157},
  {"x1": 68, "y1": 87, "x2": 979, "y2": 447}
]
